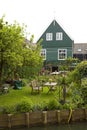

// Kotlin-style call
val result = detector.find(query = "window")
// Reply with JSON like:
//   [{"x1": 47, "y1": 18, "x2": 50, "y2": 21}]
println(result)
[
  {"x1": 56, "y1": 32, "x2": 63, "y2": 40},
  {"x1": 41, "y1": 49, "x2": 46, "y2": 60},
  {"x1": 46, "y1": 33, "x2": 53, "y2": 41},
  {"x1": 58, "y1": 49, "x2": 67, "y2": 60},
  {"x1": 77, "y1": 49, "x2": 81, "y2": 52}
]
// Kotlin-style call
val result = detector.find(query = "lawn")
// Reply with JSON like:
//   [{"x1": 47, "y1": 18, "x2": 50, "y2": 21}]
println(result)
[{"x1": 0, "y1": 85, "x2": 60, "y2": 107}]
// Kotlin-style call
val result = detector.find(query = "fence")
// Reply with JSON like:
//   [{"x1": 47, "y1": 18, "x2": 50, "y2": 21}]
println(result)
[{"x1": 0, "y1": 108, "x2": 87, "y2": 129}]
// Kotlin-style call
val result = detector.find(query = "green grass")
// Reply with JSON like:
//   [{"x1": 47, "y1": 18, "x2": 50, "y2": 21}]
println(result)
[{"x1": 0, "y1": 86, "x2": 60, "y2": 107}]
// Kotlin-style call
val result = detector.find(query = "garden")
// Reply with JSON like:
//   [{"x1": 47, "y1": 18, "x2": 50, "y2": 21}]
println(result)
[
  {"x1": 0, "y1": 60, "x2": 87, "y2": 114},
  {"x1": 0, "y1": 16, "x2": 87, "y2": 115}
]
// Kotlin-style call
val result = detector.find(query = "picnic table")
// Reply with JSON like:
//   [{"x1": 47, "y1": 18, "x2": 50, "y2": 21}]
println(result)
[{"x1": 44, "y1": 82, "x2": 57, "y2": 93}]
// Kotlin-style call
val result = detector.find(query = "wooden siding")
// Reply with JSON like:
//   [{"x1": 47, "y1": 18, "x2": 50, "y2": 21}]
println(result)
[
  {"x1": 39, "y1": 20, "x2": 73, "y2": 48},
  {"x1": 37, "y1": 20, "x2": 73, "y2": 66}
]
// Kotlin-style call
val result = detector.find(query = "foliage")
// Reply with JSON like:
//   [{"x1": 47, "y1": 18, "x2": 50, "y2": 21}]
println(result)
[
  {"x1": 47, "y1": 99, "x2": 59, "y2": 110},
  {"x1": 1, "y1": 105, "x2": 16, "y2": 114},
  {"x1": 65, "y1": 57, "x2": 79, "y2": 70},
  {"x1": 22, "y1": 78, "x2": 29, "y2": 86},
  {"x1": 0, "y1": 16, "x2": 43, "y2": 85},
  {"x1": 0, "y1": 72, "x2": 87, "y2": 113},
  {"x1": 62, "y1": 102, "x2": 72, "y2": 110},
  {"x1": 0, "y1": 16, "x2": 25, "y2": 86},
  {"x1": 32, "y1": 103, "x2": 43, "y2": 111},
  {"x1": 59, "y1": 57, "x2": 79, "y2": 71},
  {"x1": 70, "y1": 85, "x2": 83, "y2": 108},
  {"x1": 81, "y1": 86, "x2": 87, "y2": 105},
  {"x1": 67, "y1": 61, "x2": 87, "y2": 86},
  {"x1": 15, "y1": 97, "x2": 33, "y2": 113},
  {"x1": 20, "y1": 39, "x2": 43, "y2": 78},
  {"x1": 75, "y1": 61, "x2": 87, "y2": 78}
]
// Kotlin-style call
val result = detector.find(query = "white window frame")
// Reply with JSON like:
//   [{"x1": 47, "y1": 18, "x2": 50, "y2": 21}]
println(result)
[
  {"x1": 56, "y1": 32, "x2": 63, "y2": 40},
  {"x1": 77, "y1": 49, "x2": 81, "y2": 52},
  {"x1": 41, "y1": 49, "x2": 46, "y2": 60},
  {"x1": 46, "y1": 33, "x2": 53, "y2": 41},
  {"x1": 58, "y1": 49, "x2": 67, "y2": 60}
]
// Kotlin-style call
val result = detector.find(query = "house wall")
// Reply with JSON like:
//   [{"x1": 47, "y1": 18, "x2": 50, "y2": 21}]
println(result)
[{"x1": 38, "y1": 20, "x2": 73, "y2": 67}]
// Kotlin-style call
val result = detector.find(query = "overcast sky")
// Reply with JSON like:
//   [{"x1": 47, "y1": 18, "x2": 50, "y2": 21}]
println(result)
[{"x1": 0, "y1": 0, "x2": 87, "y2": 43}]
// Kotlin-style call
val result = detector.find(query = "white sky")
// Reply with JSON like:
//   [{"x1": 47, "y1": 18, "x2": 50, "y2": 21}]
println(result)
[{"x1": 0, "y1": 0, "x2": 87, "y2": 43}]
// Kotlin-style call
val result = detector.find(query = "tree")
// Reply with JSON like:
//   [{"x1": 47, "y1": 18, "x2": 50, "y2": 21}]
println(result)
[
  {"x1": 18, "y1": 39, "x2": 43, "y2": 78},
  {"x1": 68, "y1": 61, "x2": 87, "y2": 87},
  {"x1": 0, "y1": 16, "x2": 25, "y2": 87},
  {"x1": 0, "y1": 16, "x2": 43, "y2": 87}
]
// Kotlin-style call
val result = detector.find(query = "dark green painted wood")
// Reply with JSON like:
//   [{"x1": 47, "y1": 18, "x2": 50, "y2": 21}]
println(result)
[{"x1": 37, "y1": 20, "x2": 74, "y2": 66}]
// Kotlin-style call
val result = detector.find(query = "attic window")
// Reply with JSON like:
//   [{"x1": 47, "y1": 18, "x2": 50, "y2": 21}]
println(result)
[
  {"x1": 56, "y1": 32, "x2": 63, "y2": 40},
  {"x1": 46, "y1": 33, "x2": 53, "y2": 41}
]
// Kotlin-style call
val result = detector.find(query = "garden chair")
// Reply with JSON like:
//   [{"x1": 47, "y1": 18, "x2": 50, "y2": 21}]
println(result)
[
  {"x1": 0, "y1": 84, "x2": 9, "y2": 94},
  {"x1": 13, "y1": 80, "x2": 22, "y2": 89},
  {"x1": 31, "y1": 80, "x2": 43, "y2": 94}
]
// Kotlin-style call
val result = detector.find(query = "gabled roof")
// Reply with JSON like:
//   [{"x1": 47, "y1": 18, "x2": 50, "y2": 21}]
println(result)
[
  {"x1": 38, "y1": 20, "x2": 73, "y2": 42},
  {"x1": 74, "y1": 43, "x2": 87, "y2": 54}
]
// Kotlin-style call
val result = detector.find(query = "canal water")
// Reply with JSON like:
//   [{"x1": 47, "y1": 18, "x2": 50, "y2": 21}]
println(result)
[{"x1": 10, "y1": 122, "x2": 87, "y2": 130}]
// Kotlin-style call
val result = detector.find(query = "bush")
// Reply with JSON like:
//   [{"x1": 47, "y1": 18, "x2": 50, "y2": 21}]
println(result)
[
  {"x1": 1, "y1": 105, "x2": 16, "y2": 114},
  {"x1": 32, "y1": 104, "x2": 43, "y2": 111},
  {"x1": 62, "y1": 103, "x2": 72, "y2": 110},
  {"x1": 22, "y1": 79, "x2": 29, "y2": 86},
  {"x1": 47, "y1": 99, "x2": 59, "y2": 110},
  {"x1": 15, "y1": 97, "x2": 33, "y2": 113},
  {"x1": 81, "y1": 86, "x2": 87, "y2": 105}
]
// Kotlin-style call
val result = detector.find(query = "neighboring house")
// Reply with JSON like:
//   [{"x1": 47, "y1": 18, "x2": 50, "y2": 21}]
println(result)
[
  {"x1": 37, "y1": 20, "x2": 74, "y2": 71},
  {"x1": 73, "y1": 43, "x2": 87, "y2": 60}
]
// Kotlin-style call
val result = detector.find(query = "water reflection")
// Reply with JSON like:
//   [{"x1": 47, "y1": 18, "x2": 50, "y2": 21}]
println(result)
[{"x1": 10, "y1": 122, "x2": 87, "y2": 130}]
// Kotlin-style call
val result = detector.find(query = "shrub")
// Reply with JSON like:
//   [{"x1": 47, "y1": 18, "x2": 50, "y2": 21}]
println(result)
[
  {"x1": 22, "y1": 79, "x2": 29, "y2": 86},
  {"x1": 41, "y1": 101, "x2": 49, "y2": 111},
  {"x1": 62, "y1": 103, "x2": 72, "y2": 110},
  {"x1": 15, "y1": 97, "x2": 33, "y2": 113},
  {"x1": 1, "y1": 105, "x2": 16, "y2": 114},
  {"x1": 81, "y1": 86, "x2": 87, "y2": 105},
  {"x1": 32, "y1": 104, "x2": 43, "y2": 111},
  {"x1": 47, "y1": 99, "x2": 59, "y2": 110}
]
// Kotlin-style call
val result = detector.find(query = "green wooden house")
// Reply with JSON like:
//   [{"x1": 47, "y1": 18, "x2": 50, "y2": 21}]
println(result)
[{"x1": 38, "y1": 20, "x2": 74, "y2": 71}]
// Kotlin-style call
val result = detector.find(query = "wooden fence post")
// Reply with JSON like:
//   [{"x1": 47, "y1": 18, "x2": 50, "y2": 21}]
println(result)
[
  {"x1": 25, "y1": 113, "x2": 29, "y2": 128},
  {"x1": 56, "y1": 110, "x2": 61, "y2": 123},
  {"x1": 71, "y1": 110, "x2": 75, "y2": 121},
  {"x1": 84, "y1": 109, "x2": 87, "y2": 120},
  {"x1": 8, "y1": 114, "x2": 12, "y2": 128},
  {"x1": 42, "y1": 111, "x2": 47, "y2": 125}
]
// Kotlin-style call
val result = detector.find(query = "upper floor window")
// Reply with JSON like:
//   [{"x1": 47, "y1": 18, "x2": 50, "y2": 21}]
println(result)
[
  {"x1": 41, "y1": 49, "x2": 46, "y2": 60},
  {"x1": 46, "y1": 33, "x2": 53, "y2": 41},
  {"x1": 58, "y1": 49, "x2": 67, "y2": 60},
  {"x1": 56, "y1": 32, "x2": 63, "y2": 40}
]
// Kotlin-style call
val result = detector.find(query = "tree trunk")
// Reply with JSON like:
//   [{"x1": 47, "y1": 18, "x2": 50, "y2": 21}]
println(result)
[
  {"x1": 0, "y1": 51, "x2": 3, "y2": 88},
  {"x1": 0, "y1": 71, "x2": 2, "y2": 88},
  {"x1": 63, "y1": 85, "x2": 66, "y2": 103}
]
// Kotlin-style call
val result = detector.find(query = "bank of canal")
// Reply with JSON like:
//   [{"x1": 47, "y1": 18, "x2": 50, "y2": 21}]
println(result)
[{"x1": 7, "y1": 122, "x2": 87, "y2": 130}]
